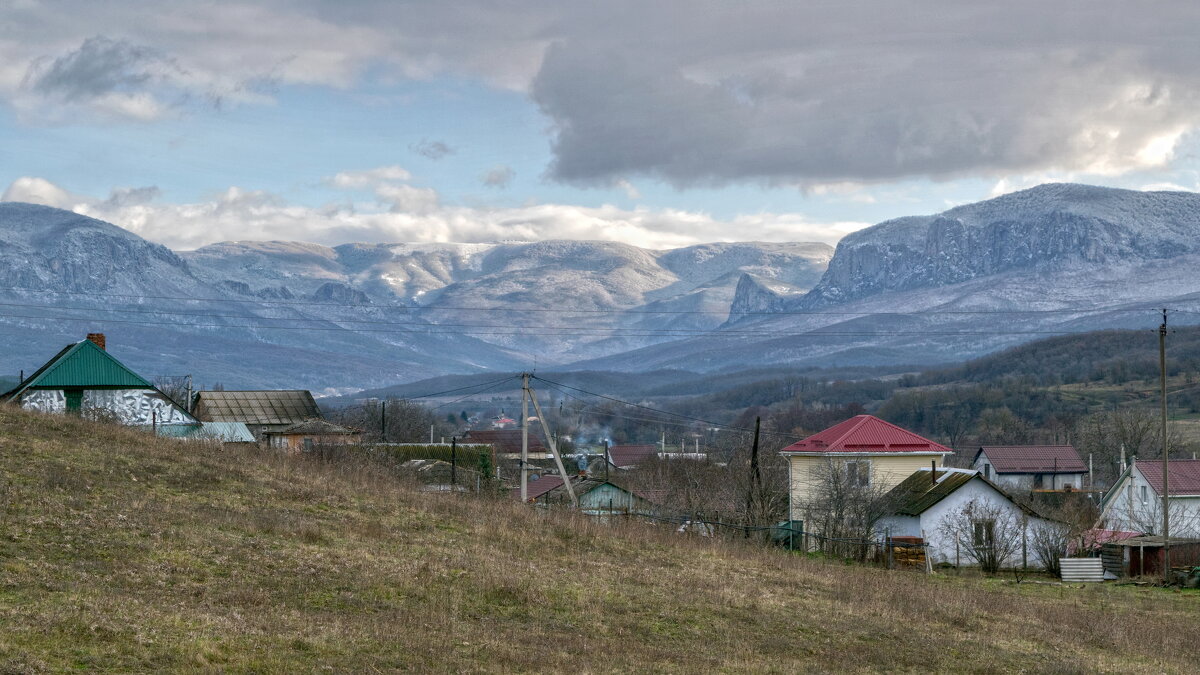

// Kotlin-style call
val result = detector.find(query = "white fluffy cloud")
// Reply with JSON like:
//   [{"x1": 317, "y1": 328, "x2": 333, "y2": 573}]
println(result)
[
  {"x1": 2, "y1": 2, "x2": 1198, "y2": 185},
  {"x1": 3, "y1": 175, "x2": 869, "y2": 251}
]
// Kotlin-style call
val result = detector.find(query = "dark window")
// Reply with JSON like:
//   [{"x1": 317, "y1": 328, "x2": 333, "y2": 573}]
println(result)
[
  {"x1": 973, "y1": 520, "x2": 995, "y2": 547},
  {"x1": 845, "y1": 460, "x2": 870, "y2": 488}
]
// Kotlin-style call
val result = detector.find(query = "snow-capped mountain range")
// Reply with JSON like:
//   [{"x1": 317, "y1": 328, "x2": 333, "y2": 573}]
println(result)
[{"x1": 1, "y1": 183, "x2": 1198, "y2": 392}]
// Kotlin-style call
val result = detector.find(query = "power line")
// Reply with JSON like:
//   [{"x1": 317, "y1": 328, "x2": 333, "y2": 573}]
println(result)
[
  {"x1": 0, "y1": 307, "x2": 1115, "y2": 339},
  {"x1": 0, "y1": 284, "x2": 1185, "y2": 317},
  {"x1": 533, "y1": 375, "x2": 798, "y2": 439}
]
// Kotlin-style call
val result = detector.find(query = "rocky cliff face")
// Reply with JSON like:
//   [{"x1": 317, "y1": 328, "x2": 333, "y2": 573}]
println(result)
[{"x1": 801, "y1": 184, "x2": 1200, "y2": 307}]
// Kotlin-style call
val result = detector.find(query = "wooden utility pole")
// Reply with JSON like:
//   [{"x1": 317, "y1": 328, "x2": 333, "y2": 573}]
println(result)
[
  {"x1": 380, "y1": 400, "x2": 387, "y2": 442},
  {"x1": 526, "y1": 377, "x2": 578, "y2": 506},
  {"x1": 1160, "y1": 308, "x2": 1171, "y2": 581},
  {"x1": 521, "y1": 373, "x2": 530, "y2": 502},
  {"x1": 745, "y1": 417, "x2": 761, "y2": 534}
]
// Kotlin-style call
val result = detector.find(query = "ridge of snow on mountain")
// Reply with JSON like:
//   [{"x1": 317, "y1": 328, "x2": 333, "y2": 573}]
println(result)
[
  {"x1": 0, "y1": 201, "x2": 832, "y2": 387},
  {"x1": 802, "y1": 183, "x2": 1200, "y2": 307},
  {"x1": 572, "y1": 183, "x2": 1200, "y2": 373}
]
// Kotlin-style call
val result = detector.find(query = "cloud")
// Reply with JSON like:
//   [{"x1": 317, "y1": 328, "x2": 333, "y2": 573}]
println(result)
[
  {"x1": 6, "y1": 176, "x2": 869, "y2": 251},
  {"x1": 2, "y1": 2, "x2": 1199, "y2": 185},
  {"x1": 328, "y1": 166, "x2": 413, "y2": 190},
  {"x1": 481, "y1": 165, "x2": 515, "y2": 188},
  {"x1": 615, "y1": 179, "x2": 640, "y2": 200},
  {"x1": 410, "y1": 139, "x2": 455, "y2": 160}
]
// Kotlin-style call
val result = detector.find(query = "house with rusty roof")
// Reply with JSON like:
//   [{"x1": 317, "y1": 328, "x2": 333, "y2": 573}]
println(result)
[
  {"x1": 973, "y1": 445, "x2": 1087, "y2": 491},
  {"x1": 192, "y1": 389, "x2": 321, "y2": 440},
  {"x1": 1099, "y1": 459, "x2": 1200, "y2": 538},
  {"x1": 463, "y1": 428, "x2": 548, "y2": 459},
  {"x1": 2, "y1": 333, "x2": 195, "y2": 427},
  {"x1": 263, "y1": 419, "x2": 362, "y2": 452},
  {"x1": 878, "y1": 467, "x2": 1062, "y2": 568},
  {"x1": 780, "y1": 415, "x2": 953, "y2": 519}
]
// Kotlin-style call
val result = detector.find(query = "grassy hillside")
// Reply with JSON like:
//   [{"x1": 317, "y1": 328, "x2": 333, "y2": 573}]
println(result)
[{"x1": 0, "y1": 409, "x2": 1197, "y2": 672}]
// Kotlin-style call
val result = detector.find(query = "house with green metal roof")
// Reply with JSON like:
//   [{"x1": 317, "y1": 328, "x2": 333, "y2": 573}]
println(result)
[
  {"x1": 1, "y1": 333, "x2": 196, "y2": 427},
  {"x1": 877, "y1": 467, "x2": 1063, "y2": 569}
]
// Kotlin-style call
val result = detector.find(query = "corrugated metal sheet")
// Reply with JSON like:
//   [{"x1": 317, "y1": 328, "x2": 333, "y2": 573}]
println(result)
[
  {"x1": 1060, "y1": 558, "x2": 1104, "y2": 582},
  {"x1": 780, "y1": 415, "x2": 952, "y2": 455},
  {"x1": 11, "y1": 340, "x2": 152, "y2": 392},
  {"x1": 977, "y1": 446, "x2": 1086, "y2": 473},
  {"x1": 609, "y1": 444, "x2": 657, "y2": 468},
  {"x1": 268, "y1": 419, "x2": 359, "y2": 436},
  {"x1": 193, "y1": 390, "x2": 320, "y2": 425},
  {"x1": 464, "y1": 429, "x2": 546, "y2": 455},
  {"x1": 158, "y1": 422, "x2": 256, "y2": 443}
]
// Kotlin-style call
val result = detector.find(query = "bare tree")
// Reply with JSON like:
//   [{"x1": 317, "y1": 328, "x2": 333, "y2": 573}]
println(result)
[
  {"x1": 327, "y1": 399, "x2": 455, "y2": 443},
  {"x1": 936, "y1": 498, "x2": 1025, "y2": 574},
  {"x1": 800, "y1": 458, "x2": 896, "y2": 561}
]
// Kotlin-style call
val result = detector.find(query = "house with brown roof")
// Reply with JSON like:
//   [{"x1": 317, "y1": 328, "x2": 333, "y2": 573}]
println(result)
[
  {"x1": 1099, "y1": 459, "x2": 1200, "y2": 538},
  {"x1": 780, "y1": 415, "x2": 953, "y2": 519},
  {"x1": 462, "y1": 429, "x2": 548, "y2": 460},
  {"x1": 972, "y1": 445, "x2": 1087, "y2": 491},
  {"x1": 515, "y1": 475, "x2": 664, "y2": 517},
  {"x1": 192, "y1": 390, "x2": 321, "y2": 440},
  {"x1": 608, "y1": 444, "x2": 658, "y2": 469}
]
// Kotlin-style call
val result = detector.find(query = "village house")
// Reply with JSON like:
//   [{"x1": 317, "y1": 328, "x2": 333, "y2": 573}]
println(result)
[
  {"x1": 608, "y1": 444, "x2": 658, "y2": 469},
  {"x1": 781, "y1": 414, "x2": 953, "y2": 521},
  {"x1": 2, "y1": 333, "x2": 194, "y2": 426},
  {"x1": 877, "y1": 467, "x2": 1063, "y2": 568},
  {"x1": 263, "y1": 419, "x2": 362, "y2": 452},
  {"x1": 515, "y1": 475, "x2": 665, "y2": 517},
  {"x1": 973, "y1": 445, "x2": 1087, "y2": 491},
  {"x1": 192, "y1": 389, "x2": 322, "y2": 440},
  {"x1": 1098, "y1": 459, "x2": 1200, "y2": 538}
]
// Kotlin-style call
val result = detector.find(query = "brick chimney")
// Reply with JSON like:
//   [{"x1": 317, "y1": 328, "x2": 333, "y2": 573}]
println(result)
[{"x1": 86, "y1": 333, "x2": 106, "y2": 350}]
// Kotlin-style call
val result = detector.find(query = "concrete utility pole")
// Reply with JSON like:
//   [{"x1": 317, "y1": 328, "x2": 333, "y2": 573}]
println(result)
[
  {"x1": 521, "y1": 373, "x2": 530, "y2": 502},
  {"x1": 526, "y1": 376, "x2": 578, "y2": 506},
  {"x1": 1160, "y1": 308, "x2": 1171, "y2": 580}
]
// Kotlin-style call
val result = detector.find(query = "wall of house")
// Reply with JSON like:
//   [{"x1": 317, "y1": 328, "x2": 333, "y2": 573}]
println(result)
[
  {"x1": 788, "y1": 453, "x2": 944, "y2": 518},
  {"x1": 876, "y1": 514, "x2": 921, "y2": 538},
  {"x1": 20, "y1": 388, "x2": 190, "y2": 425},
  {"x1": 579, "y1": 483, "x2": 650, "y2": 516},
  {"x1": 913, "y1": 478, "x2": 1061, "y2": 569},
  {"x1": 1102, "y1": 468, "x2": 1200, "y2": 537}
]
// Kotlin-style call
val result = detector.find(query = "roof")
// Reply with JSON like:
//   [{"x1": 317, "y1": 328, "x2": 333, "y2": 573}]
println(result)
[
  {"x1": 514, "y1": 475, "x2": 565, "y2": 501},
  {"x1": 975, "y1": 446, "x2": 1085, "y2": 474},
  {"x1": 464, "y1": 429, "x2": 546, "y2": 454},
  {"x1": 885, "y1": 468, "x2": 978, "y2": 516},
  {"x1": 157, "y1": 422, "x2": 256, "y2": 443},
  {"x1": 780, "y1": 415, "x2": 952, "y2": 455},
  {"x1": 267, "y1": 419, "x2": 360, "y2": 436},
  {"x1": 884, "y1": 468, "x2": 1044, "y2": 519},
  {"x1": 1135, "y1": 459, "x2": 1200, "y2": 497},
  {"x1": 193, "y1": 390, "x2": 320, "y2": 425},
  {"x1": 608, "y1": 444, "x2": 657, "y2": 468},
  {"x1": 3, "y1": 339, "x2": 153, "y2": 400}
]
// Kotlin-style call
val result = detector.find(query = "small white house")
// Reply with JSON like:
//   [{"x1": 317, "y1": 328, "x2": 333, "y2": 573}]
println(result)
[
  {"x1": 1099, "y1": 459, "x2": 1200, "y2": 538},
  {"x1": 972, "y1": 445, "x2": 1086, "y2": 491},
  {"x1": 877, "y1": 467, "x2": 1063, "y2": 569}
]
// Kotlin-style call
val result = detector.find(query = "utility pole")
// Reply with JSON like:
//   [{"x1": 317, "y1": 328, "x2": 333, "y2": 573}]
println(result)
[
  {"x1": 521, "y1": 373, "x2": 530, "y2": 502},
  {"x1": 1160, "y1": 308, "x2": 1171, "y2": 581},
  {"x1": 380, "y1": 400, "x2": 387, "y2": 442},
  {"x1": 525, "y1": 376, "x2": 577, "y2": 506},
  {"x1": 450, "y1": 436, "x2": 457, "y2": 487},
  {"x1": 745, "y1": 417, "x2": 761, "y2": 537}
]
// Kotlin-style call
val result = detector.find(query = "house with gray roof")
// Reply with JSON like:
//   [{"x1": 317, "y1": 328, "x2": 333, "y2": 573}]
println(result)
[{"x1": 192, "y1": 389, "x2": 321, "y2": 439}]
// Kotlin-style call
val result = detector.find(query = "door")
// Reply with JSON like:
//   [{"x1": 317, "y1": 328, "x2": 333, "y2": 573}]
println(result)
[{"x1": 64, "y1": 389, "x2": 83, "y2": 412}]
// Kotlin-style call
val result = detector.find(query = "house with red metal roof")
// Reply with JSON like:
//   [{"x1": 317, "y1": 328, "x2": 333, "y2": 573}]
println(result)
[
  {"x1": 972, "y1": 445, "x2": 1087, "y2": 491},
  {"x1": 608, "y1": 444, "x2": 658, "y2": 469},
  {"x1": 779, "y1": 415, "x2": 953, "y2": 517},
  {"x1": 1099, "y1": 459, "x2": 1200, "y2": 538}
]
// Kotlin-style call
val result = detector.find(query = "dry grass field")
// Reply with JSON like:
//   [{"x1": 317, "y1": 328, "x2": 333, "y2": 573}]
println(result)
[{"x1": 0, "y1": 407, "x2": 1196, "y2": 673}]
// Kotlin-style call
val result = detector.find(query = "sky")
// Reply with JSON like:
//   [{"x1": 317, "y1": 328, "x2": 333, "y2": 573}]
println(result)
[{"x1": 1, "y1": 0, "x2": 1199, "y2": 250}]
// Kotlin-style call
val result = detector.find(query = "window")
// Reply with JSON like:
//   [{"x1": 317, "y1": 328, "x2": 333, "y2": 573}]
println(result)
[
  {"x1": 845, "y1": 460, "x2": 870, "y2": 488},
  {"x1": 982, "y1": 464, "x2": 991, "y2": 480},
  {"x1": 973, "y1": 520, "x2": 995, "y2": 547},
  {"x1": 1141, "y1": 485, "x2": 1148, "y2": 504}
]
